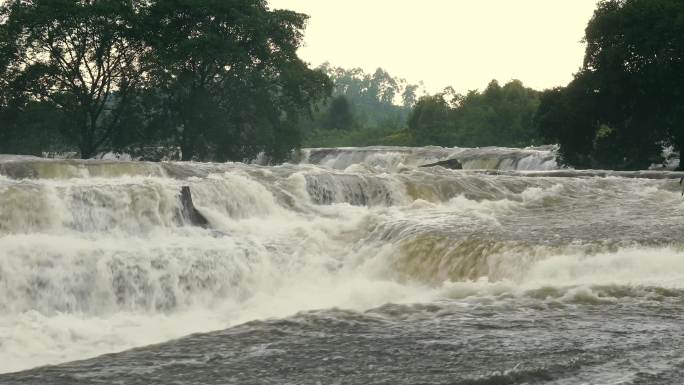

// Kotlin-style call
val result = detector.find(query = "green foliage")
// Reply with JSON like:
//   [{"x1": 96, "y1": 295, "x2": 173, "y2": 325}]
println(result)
[
  {"x1": 307, "y1": 76, "x2": 544, "y2": 150},
  {"x1": 539, "y1": 0, "x2": 684, "y2": 170},
  {"x1": 304, "y1": 126, "x2": 413, "y2": 148},
  {"x1": 0, "y1": 0, "x2": 143, "y2": 158},
  {"x1": 323, "y1": 95, "x2": 354, "y2": 130},
  {"x1": 535, "y1": 76, "x2": 600, "y2": 168},
  {"x1": 140, "y1": 0, "x2": 331, "y2": 161},
  {"x1": 0, "y1": 100, "x2": 73, "y2": 155},
  {"x1": 408, "y1": 80, "x2": 542, "y2": 148},
  {"x1": 299, "y1": 65, "x2": 421, "y2": 148},
  {"x1": 407, "y1": 93, "x2": 451, "y2": 145},
  {"x1": 315, "y1": 64, "x2": 420, "y2": 129},
  {"x1": 0, "y1": 0, "x2": 331, "y2": 161}
]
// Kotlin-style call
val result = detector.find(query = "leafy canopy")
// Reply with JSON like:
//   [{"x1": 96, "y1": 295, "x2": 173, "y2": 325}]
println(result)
[
  {"x1": 0, "y1": 0, "x2": 331, "y2": 161},
  {"x1": 538, "y1": 0, "x2": 684, "y2": 170}
]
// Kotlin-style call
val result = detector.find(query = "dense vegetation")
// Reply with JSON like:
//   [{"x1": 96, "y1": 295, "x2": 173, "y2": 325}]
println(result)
[
  {"x1": 1, "y1": 0, "x2": 680, "y2": 169},
  {"x1": 305, "y1": 72, "x2": 542, "y2": 149},
  {"x1": 303, "y1": 65, "x2": 420, "y2": 147},
  {"x1": 407, "y1": 80, "x2": 541, "y2": 147},
  {"x1": 308, "y1": 0, "x2": 684, "y2": 171},
  {"x1": 0, "y1": 0, "x2": 331, "y2": 161},
  {"x1": 537, "y1": 0, "x2": 684, "y2": 170}
]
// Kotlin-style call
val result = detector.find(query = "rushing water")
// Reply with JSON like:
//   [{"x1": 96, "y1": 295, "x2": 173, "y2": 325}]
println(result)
[{"x1": 1, "y1": 146, "x2": 684, "y2": 384}]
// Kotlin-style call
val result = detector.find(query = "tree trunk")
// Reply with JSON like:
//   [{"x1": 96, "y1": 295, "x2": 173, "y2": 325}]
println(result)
[
  {"x1": 180, "y1": 133, "x2": 194, "y2": 161},
  {"x1": 180, "y1": 119, "x2": 198, "y2": 161},
  {"x1": 80, "y1": 136, "x2": 95, "y2": 159},
  {"x1": 79, "y1": 117, "x2": 97, "y2": 159}
]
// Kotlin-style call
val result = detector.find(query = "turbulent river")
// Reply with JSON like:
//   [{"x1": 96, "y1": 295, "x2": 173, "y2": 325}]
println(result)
[{"x1": 2, "y1": 145, "x2": 684, "y2": 384}]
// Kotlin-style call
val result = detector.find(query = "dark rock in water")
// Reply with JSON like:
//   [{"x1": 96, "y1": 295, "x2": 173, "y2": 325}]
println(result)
[
  {"x1": 180, "y1": 186, "x2": 209, "y2": 228},
  {"x1": 420, "y1": 158, "x2": 463, "y2": 169}
]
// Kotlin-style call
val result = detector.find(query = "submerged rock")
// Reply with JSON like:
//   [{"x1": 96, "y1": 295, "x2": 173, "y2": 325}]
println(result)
[
  {"x1": 180, "y1": 186, "x2": 209, "y2": 227},
  {"x1": 419, "y1": 158, "x2": 463, "y2": 169}
]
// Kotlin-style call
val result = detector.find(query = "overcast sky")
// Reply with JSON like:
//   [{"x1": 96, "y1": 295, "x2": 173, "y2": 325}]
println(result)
[{"x1": 268, "y1": 0, "x2": 599, "y2": 94}]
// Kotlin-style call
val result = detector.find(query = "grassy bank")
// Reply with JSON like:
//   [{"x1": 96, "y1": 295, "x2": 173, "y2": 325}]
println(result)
[{"x1": 304, "y1": 127, "x2": 413, "y2": 148}]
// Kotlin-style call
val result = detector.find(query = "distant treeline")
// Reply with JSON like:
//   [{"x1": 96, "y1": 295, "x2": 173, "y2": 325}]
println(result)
[
  {"x1": 407, "y1": 80, "x2": 541, "y2": 148},
  {"x1": 0, "y1": 0, "x2": 331, "y2": 161},
  {"x1": 305, "y1": 74, "x2": 543, "y2": 150},
  {"x1": 302, "y1": 65, "x2": 422, "y2": 147},
  {"x1": 307, "y1": 0, "x2": 684, "y2": 171}
]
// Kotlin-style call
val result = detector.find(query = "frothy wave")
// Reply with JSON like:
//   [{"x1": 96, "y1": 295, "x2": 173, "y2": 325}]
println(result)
[{"x1": 1, "y1": 146, "x2": 683, "y2": 373}]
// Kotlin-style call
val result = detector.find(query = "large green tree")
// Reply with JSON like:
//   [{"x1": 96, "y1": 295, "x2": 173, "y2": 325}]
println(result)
[
  {"x1": 0, "y1": 0, "x2": 330, "y2": 160},
  {"x1": 0, "y1": 0, "x2": 144, "y2": 158},
  {"x1": 407, "y1": 93, "x2": 452, "y2": 145},
  {"x1": 141, "y1": 0, "x2": 331, "y2": 161},
  {"x1": 539, "y1": 0, "x2": 684, "y2": 169},
  {"x1": 453, "y1": 80, "x2": 541, "y2": 147}
]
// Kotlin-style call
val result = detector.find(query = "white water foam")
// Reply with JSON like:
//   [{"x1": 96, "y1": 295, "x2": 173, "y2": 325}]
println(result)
[{"x1": 1, "y1": 147, "x2": 682, "y2": 374}]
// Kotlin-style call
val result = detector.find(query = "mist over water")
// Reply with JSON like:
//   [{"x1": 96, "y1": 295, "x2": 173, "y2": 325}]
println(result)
[{"x1": 2, "y1": 146, "x2": 684, "y2": 384}]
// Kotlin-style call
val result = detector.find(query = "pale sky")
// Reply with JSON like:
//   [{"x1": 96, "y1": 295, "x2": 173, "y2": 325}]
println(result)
[{"x1": 268, "y1": 0, "x2": 600, "y2": 94}]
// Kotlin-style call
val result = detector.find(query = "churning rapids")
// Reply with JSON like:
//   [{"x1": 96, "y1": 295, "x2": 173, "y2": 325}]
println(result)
[{"x1": 2, "y1": 145, "x2": 684, "y2": 384}]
